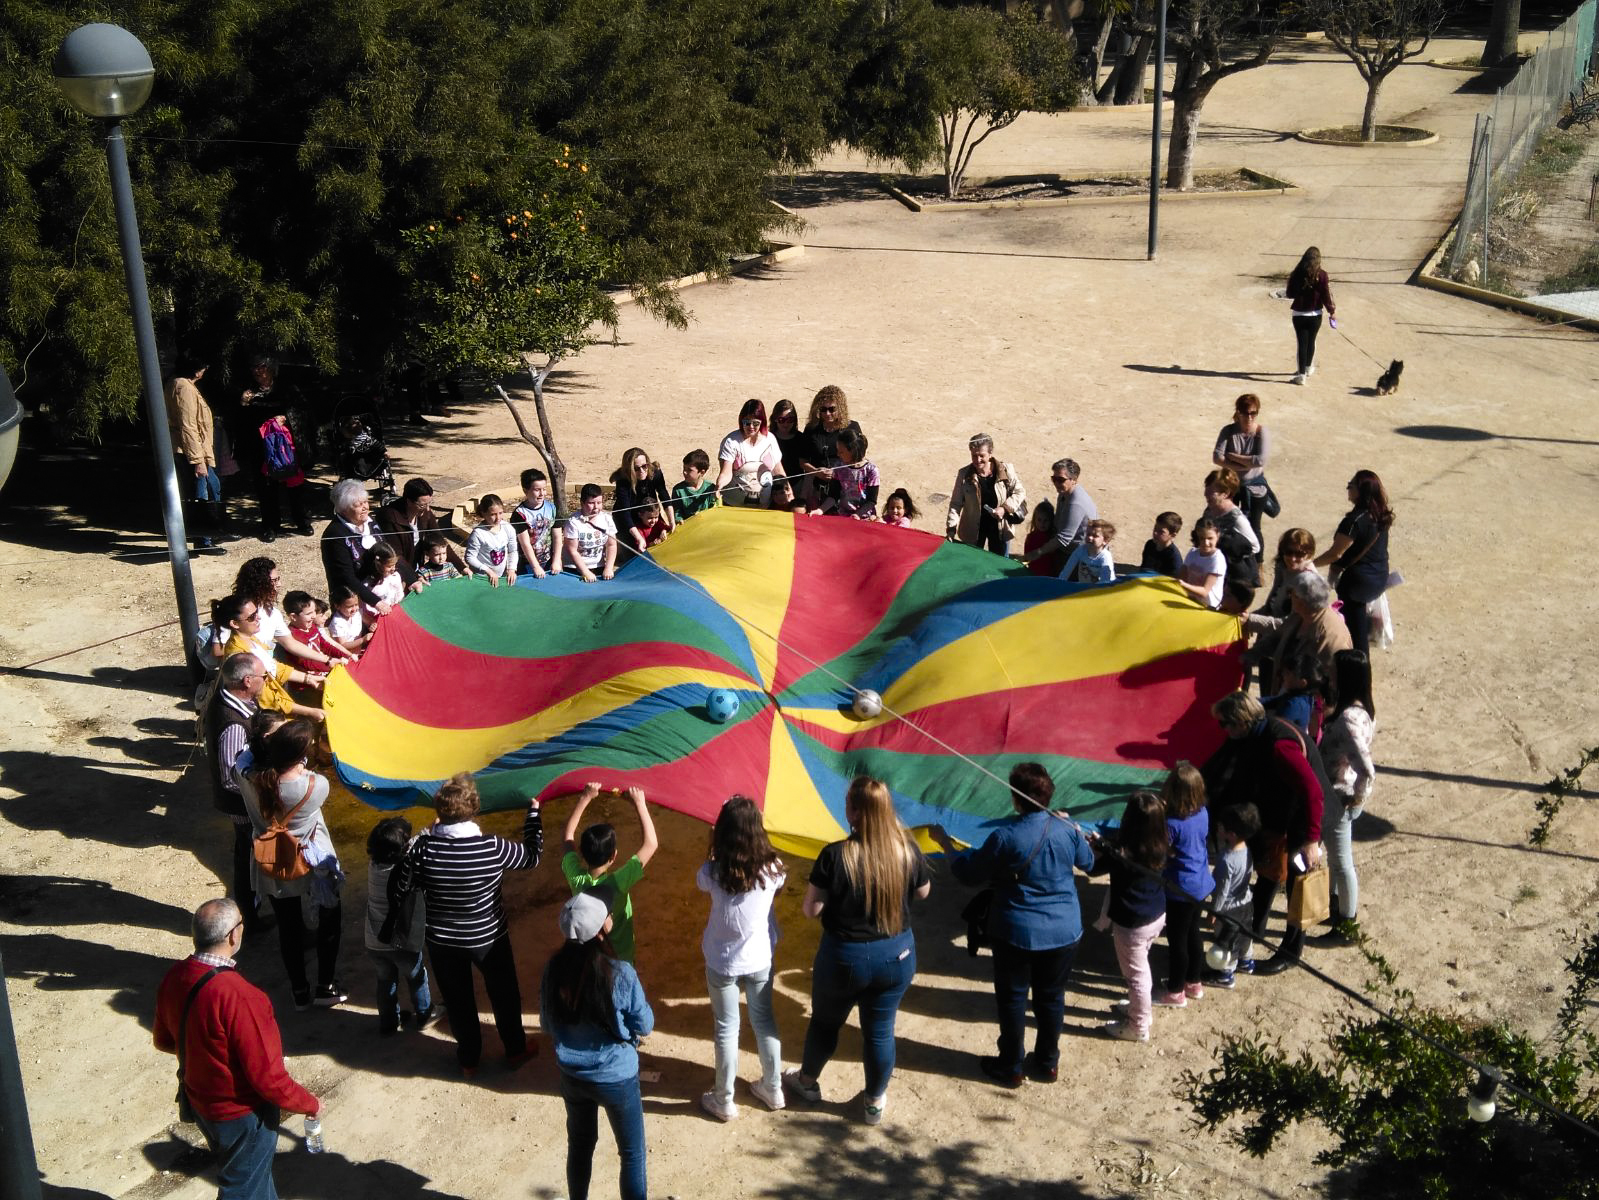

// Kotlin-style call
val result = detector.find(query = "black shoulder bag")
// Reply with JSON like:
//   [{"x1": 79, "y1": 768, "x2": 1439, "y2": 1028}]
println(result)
[
  {"x1": 175, "y1": 966, "x2": 231, "y2": 1122},
  {"x1": 961, "y1": 817, "x2": 1056, "y2": 957}
]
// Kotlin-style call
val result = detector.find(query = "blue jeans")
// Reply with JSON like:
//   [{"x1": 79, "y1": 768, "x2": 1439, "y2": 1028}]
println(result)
[
  {"x1": 194, "y1": 465, "x2": 222, "y2": 502},
  {"x1": 194, "y1": 1108, "x2": 280, "y2": 1200},
  {"x1": 801, "y1": 930, "x2": 916, "y2": 1100},
  {"x1": 1323, "y1": 788, "x2": 1359, "y2": 919},
  {"x1": 560, "y1": 1072, "x2": 646, "y2": 1200},
  {"x1": 368, "y1": 947, "x2": 431, "y2": 1031},
  {"x1": 991, "y1": 938, "x2": 1078, "y2": 1074},
  {"x1": 707, "y1": 965, "x2": 781, "y2": 1104}
]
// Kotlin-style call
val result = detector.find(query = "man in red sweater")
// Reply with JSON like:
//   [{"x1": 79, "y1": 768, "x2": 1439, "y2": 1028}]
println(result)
[{"x1": 154, "y1": 898, "x2": 320, "y2": 1199}]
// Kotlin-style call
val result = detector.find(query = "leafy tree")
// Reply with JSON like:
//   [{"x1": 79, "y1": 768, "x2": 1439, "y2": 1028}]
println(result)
[
  {"x1": 1184, "y1": 938, "x2": 1599, "y2": 1199},
  {"x1": 926, "y1": 7, "x2": 1081, "y2": 197},
  {"x1": 1157, "y1": 0, "x2": 1283, "y2": 189},
  {"x1": 830, "y1": 0, "x2": 948, "y2": 168},
  {"x1": 1310, "y1": 0, "x2": 1448, "y2": 140},
  {"x1": 401, "y1": 151, "x2": 618, "y2": 508},
  {"x1": 2, "y1": 0, "x2": 835, "y2": 438}
]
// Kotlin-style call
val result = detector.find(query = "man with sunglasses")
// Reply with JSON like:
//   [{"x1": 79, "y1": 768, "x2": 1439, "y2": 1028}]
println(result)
[
  {"x1": 1023, "y1": 458, "x2": 1098, "y2": 575},
  {"x1": 155, "y1": 898, "x2": 321, "y2": 1199}
]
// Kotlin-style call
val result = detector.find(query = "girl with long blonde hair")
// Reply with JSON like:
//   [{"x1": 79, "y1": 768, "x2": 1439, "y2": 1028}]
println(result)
[{"x1": 783, "y1": 777, "x2": 929, "y2": 1125}]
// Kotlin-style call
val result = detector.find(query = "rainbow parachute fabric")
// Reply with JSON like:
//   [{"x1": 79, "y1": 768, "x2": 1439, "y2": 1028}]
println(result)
[{"x1": 325, "y1": 507, "x2": 1243, "y2": 854}]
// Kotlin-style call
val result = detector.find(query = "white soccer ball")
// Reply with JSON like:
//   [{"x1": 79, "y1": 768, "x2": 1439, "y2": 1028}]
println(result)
[{"x1": 852, "y1": 689, "x2": 883, "y2": 719}]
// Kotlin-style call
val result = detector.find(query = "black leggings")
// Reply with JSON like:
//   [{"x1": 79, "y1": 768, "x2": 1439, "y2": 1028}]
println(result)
[
  {"x1": 1165, "y1": 899, "x2": 1205, "y2": 992},
  {"x1": 1292, "y1": 314, "x2": 1322, "y2": 374},
  {"x1": 268, "y1": 896, "x2": 341, "y2": 993}
]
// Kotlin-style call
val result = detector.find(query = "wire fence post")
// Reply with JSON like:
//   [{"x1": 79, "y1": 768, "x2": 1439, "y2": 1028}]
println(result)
[{"x1": 1481, "y1": 116, "x2": 1493, "y2": 285}]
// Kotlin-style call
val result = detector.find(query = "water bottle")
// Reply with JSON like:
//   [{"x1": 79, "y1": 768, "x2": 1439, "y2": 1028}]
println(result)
[{"x1": 304, "y1": 1115, "x2": 325, "y2": 1154}]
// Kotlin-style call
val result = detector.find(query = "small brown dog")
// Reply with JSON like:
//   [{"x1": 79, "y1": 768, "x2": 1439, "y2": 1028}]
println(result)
[{"x1": 1375, "y1": 360, "x2": 1404, "y2": 395}]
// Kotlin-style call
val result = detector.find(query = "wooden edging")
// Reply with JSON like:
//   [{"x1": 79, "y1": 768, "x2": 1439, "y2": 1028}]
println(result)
[
  {"x1": 1296, "y1": 126, "x2": 1440, "y2": 147},
  {"x1": 1414, "y1": 222, "x2": 1599, "y2": 331},
  {"x1": 879, "y1": 167, "x2": 1299, "y2": 214},
  {"x1": 609, "y1": 241, "x2": 805, "y2": 308}
]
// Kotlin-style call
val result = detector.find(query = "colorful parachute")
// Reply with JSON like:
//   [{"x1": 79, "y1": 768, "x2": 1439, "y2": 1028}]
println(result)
[{"x1": 325, "y1": 507, "x2": 1242, "y2": 855}]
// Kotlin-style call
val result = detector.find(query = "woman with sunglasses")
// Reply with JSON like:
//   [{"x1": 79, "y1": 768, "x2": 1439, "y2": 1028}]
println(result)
[
  {"x1": 1212, "y1": 394, "x2": 1274, "y2": 547},
  {"x1": 213, "y1": 594, "x2": 325, "y2": 721},
  {"x1": 1314, "y1": 469, "x2": 1394, "y2": 655},
  {"x1": 610, "y1": 447, "x2": 675, "y2": 554},
  {"x1": 799, "y1": 385, "x2": 863, "y2": 509},
  {"x1": 715, "y1": 399, "x2": 782, "y2": 508},
  {"x1": 770, "y1": 400, "x2": 811, "y2": 502}
]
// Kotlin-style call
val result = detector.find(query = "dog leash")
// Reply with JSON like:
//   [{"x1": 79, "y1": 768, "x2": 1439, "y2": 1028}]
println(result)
[{"x1": 1331, "y1": 321, "x2": 1388, "y2": 370}]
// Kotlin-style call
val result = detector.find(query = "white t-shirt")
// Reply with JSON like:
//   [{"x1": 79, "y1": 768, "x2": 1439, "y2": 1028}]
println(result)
[
  {"x1": 563, "y1": 511, "x2": 618, "y2": 571},
  {"x1": 367, "y1": 572, "x2": 405, "y2": 612},
  {"x1": 514, "y1": 498, "x2": 558, "y2": 568},
  {"x1": 718, "y1": 431, "x2": 780, "y2": 496},
  {"x1": 1184, "y1": 548, "x2": 1228, "y2": 608},
  {"x1": 256, "y1": 602, "x2": 291, "y2": 648},
  {"x1": 328, "y1": 612, "x2": 364, "y2": 643},
  {"x1": 696, "y1": 861, "x2": 786, "y2": 977}
]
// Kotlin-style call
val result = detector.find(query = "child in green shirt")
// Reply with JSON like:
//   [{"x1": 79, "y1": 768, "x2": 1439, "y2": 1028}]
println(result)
[
  {"x1": 671, "y1": 449, "x2": 719, "y2": 522},
  {"x1": 561, "y1": 783, "x2": 660, "y2": 963}
]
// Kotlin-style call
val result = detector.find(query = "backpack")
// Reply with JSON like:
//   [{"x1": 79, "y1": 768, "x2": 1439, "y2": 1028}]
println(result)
[
  {"x1": 262, "y1": 422, "x2": 298, "y2": 480},
  {"x1": 253, "y1": 793, "x2": 312, "y2": 881}
]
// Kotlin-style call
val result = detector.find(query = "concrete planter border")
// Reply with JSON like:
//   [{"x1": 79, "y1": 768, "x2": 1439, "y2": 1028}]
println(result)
[
  {"x1": 1415, "y1": 222, "x2": 1599, "y2": 332},
  {"x1": 1296, "y1": 125, "x2": 1439, "y2": 147},
  {"x1": 610, "y1": 240, "x2": 804, "y2": 307},
  {"x1": 879, "y1": 167, "x2": 1299, "y2": 213}
]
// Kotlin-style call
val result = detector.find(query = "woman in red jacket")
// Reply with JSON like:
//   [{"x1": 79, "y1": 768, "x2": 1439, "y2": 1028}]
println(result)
[{"x1": 1285, "y1": 247, "x2": 1335, "y2": 385}]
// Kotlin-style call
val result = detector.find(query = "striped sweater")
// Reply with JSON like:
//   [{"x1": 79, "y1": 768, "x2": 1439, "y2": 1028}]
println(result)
[{"x1": 387, "y1": 808, "x2": 543, "y2": 949}]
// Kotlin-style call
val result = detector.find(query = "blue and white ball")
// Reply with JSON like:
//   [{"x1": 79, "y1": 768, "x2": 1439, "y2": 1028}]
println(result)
[{"x1": 705, "y1": 688, "x2": 741, "y2": 723}]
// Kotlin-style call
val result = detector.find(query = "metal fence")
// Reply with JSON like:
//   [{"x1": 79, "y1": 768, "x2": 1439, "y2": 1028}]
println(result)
[{"x1": 1444, "y1": 0, "x2": 1599, "y2": 283}]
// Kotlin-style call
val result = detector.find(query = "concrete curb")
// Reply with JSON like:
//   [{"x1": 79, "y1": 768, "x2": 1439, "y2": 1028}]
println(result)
[
  {"x1": 610, "y1": 242, "x2": 805, "y2": 307},
  {"x1": 1415, "y1": 224, "x2": 1599, "y2": 331},
  {"x1": 1296, "y1": 126, "x2": 1440, "y2": 147},
  {"x1": 879, "y1": 167, "x2": 1300, "y2": 213}
]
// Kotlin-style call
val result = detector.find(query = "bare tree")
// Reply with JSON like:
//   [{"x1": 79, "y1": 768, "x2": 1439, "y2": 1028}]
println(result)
[
  {"x1": 1158, "y1": 0, "x2": 1283, "y2": 189},
  {"x1": 1313, "y1": 0, "x2": 1449, "y2": 140}
]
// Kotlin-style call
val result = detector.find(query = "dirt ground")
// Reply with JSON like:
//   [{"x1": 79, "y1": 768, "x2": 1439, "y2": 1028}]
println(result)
[{"x1": 4, "y1": 33, "x2": 1599, "y2": 1200}]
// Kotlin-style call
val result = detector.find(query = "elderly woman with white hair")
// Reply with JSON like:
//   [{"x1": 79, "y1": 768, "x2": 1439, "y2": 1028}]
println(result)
[
  {"x1": 1243, "y1": 570, "x2": 1351, "y2": 722},
  {"x1": 320, "y1": 479, "x2": 393, "y2": 615},
  {"x1": 945, "y1": 433, "x2": 1026, "y2": 555}
]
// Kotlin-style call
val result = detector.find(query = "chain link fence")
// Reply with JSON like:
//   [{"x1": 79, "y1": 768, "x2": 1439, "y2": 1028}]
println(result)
[{"x1": 1442, "y1": 0, "x2": 1599, "y2": 293}]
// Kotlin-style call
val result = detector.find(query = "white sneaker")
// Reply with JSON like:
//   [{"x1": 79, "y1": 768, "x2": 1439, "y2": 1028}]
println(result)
[
  {"x1": 1101, "y1": 1020, "x2": 1149, "y2": 1042},
  {"x1": 749, "y1": 1079, "x2": 785, "y2": 1111},
  {"x1": 1306, "y1": 362, "x2": 1316, "y2": 376},
  {"x1": 862, "y1": 1094, "x2": 887, "y2": 1125},
  {"x1": 1291, "y1": 373, "x2": 1306, "y2": 385},
  {"x1": 699, "y1": 1092, "x2": 738, "y2": 1122}
]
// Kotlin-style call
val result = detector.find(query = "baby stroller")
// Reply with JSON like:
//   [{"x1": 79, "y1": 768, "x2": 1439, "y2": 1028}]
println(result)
[{"x1": 332, "y1": 404, "x2": 396, "y2": 505}]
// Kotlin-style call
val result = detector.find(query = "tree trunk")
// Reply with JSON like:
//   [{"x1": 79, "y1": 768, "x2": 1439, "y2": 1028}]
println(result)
[
  {"x1": 1081, "y1": 9, "x2": 1117, "y2": 105},
  {"x1": 1095, "y1": 26, "x2": 1131, "y2": 102},
  {"x1": 1165, "y1": 93, "x2": 1202, "y2": 190},
  {"x1": 1361, "y1": 76, "x2": 1382, "y2": 141},
  {"x1": 1482, "y1": 0, "x2": 1521, "y2": 68},
  {"x1": 496, "y1": 362, "x2": 569, "y2": 514},
  {"x1": 1114, "y1": 34, "x2": 1154, "y2": 105}
]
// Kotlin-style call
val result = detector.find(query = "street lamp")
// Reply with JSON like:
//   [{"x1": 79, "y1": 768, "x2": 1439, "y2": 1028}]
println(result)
[{"x1": 53, "y1": 23, "x2": 201, "y2": 674}]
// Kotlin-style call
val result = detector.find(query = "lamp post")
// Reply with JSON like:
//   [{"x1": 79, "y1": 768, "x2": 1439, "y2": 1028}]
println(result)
[
  {"x1": 1147, "y1": 0, "x2": 1168, "y2": 259},
  {"x1": 53, "y1": 23, "x2": 200, "y2": 673}
]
